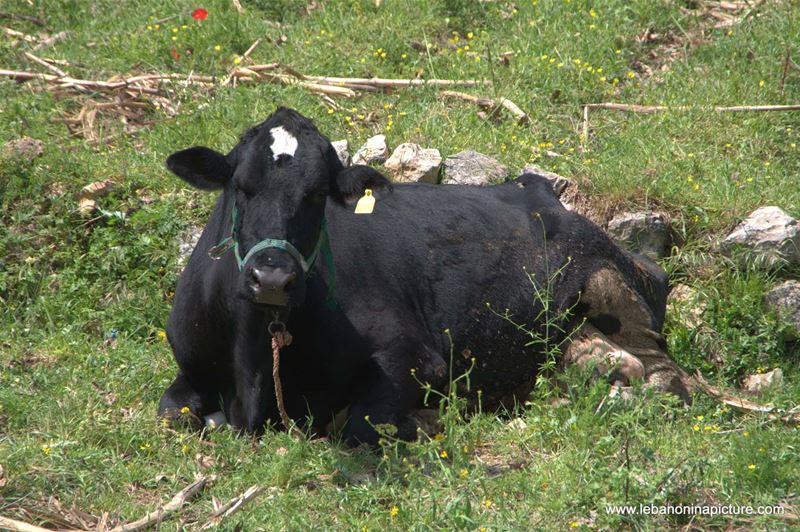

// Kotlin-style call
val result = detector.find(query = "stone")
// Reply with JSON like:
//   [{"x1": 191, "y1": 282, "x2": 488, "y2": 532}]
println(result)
[
  {"x1": 77, "y1": 179, "x2": 116, "y2": 216},
  {"x1": 3, "y1": 137, "x2": 44, "y2": 161},
  {"x1": 522, "y1": 164, "x2": 572, "y2": 196},
  {"x1": 384, "y1": 143, "x2": 442, "y2": 183},
  {"x1": 606, "y1": 211, "x2": 670, "y2": 259},
  {"x1": 764, "y1": 280, "x2": 800, "y2": 339},
  {"x1": 668, "y1": 283, "x2": 706, "y2": 330},
  {"x1": 742, "y1": 368, "x2": 783, "y2": 393},
  {"x1": 442, "y1": 150, "x2": 508, "y2": 186},
  {"x1": 331, "y1": 139, "x2": 351, "y2": 167},
  {"x1": 506, "y1": 418, "x2": 527, "y2": 431},
  {"x1": 722, "y1": 206, "x2": 800, "y2": 266},
  {"x1": 351, "y1": 135, "x2": 388, "y2": 165},
  {"x1": 178, "y1": 225, "x2": 204, "y2": 265}
]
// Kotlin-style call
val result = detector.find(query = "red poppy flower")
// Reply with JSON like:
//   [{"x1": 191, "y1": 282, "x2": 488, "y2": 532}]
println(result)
[
  {"x1": 170, "y1": 48, "x2": 181, "y2": 60},
  {"x1": 191, "y1": 8, "x2": 208, "y2": 20}
]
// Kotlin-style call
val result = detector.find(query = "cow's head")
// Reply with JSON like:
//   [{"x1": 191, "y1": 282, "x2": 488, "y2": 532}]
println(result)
[{"x1": 166, "y1": 107, "x2": 391, "y2": 309}]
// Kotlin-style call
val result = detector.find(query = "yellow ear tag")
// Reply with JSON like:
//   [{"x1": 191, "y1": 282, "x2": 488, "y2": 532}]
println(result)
[{"x1": 354, "y1": 189, "x2": 375, "y2": 214}]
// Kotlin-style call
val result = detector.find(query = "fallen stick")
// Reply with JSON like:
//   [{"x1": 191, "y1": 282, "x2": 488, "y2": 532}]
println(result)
[
  {"x1": 0, "y1": 11, "x2": 46, "y2": 26},
  {"x1": 300, "y1": 75, "x2": 490, "y2": 88},
  {"x1": 0, "y1": 516, "x2": 58, "y2": 532},
  {"x1": 0, "y1": 69, "x2": 162, "y2": 95},
  {"x1": 32, "y1": 31, "x2": 68, "y2": 51},
  {"x1": 2, "y1": 26, "x2": 37, "y2": 42},
  {"x1": 582, "y1": 102, "x2": 800, "y2": 140},
  {"x1": 242, "y1": 38, "x2": 262, "y2": 60},
  {"x1": 108, "y1": 476, "x2": 210, "y2": 532},
  {"x1": 584, "y1": 102, "x2": 800, "y2": 113},
  {"x1": 23, "y1": 51, "x2": 68, "y2": 77},
  {"x1": 199, "y1": 485, "x2": 266, "y2": 529},
  {"x1": 691, "y1": 372, "x2": 800, "y2": 424},
  {"x1": 498, "y1": 97, "x2": 529, "y2": 124},
  {"x1": 439, "y1": 90, "x2": 529, "y2": 124}
]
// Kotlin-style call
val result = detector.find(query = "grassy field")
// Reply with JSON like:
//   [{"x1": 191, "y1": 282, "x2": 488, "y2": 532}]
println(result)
[{"x1": 1, "y1": 0, "x2": 799, "y2": 529}]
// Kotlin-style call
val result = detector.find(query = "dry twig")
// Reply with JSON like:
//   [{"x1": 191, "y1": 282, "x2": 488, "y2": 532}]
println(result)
[
  {"x1": 32, "y1": 31, "x2": 68, "y2": 51},
  {"x1": 439, "y1": 90, "x2": 528, "y2": 124},
  {"x1": 107, "y1": 476, "x2": 210, "y2": 532},
  {"x1": 0, "y1": 12, "x2": 46, "y2": 26},
  {"x1": 582, "y1": 102, "x2": 800, "y2": 140},
  {"x1": 692, "y1": 372, "x2": 800, "y2": 424},
  {"x1": 0, "y1": 516, "x2": 58, "y2": 532},
  {"x1": 23, "y1": 51, "x2": 68, "y2": 77},
  {"x1": 199, "y1": 485, "x2": 268, "y2": 529}
]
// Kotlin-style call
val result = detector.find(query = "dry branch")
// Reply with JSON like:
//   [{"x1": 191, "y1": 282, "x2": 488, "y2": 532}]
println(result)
[
  {"x1": 300, "y1": 75, "x2": 490, "y2": 88},
  {"x1": 2, "y1": 26, "x2": 37, "y2": 42},
  {"x1": 199, "y1": 485, "x2": 267, "y2": 529},
  {"x1": 584, "y1": 102, "x2": 800, "y2": 113},
  {"x1": 0, "y1": 516, "x2": 58, "y2": 532},
  {"x1": 582, "y1": 102, "x2": 800, "y2": 140},
  {"x1": 107, "y1": 476, "x2": 210, "y2": 532},
  {"x1": 0, "y1": 12, "x2": 46, "y2": 26},
  {"x1": 692, "y1": 372, "x2": 800, "y2": 424},
  {"x1": 32, "y1": 31, "x2": 68, "y2": 51},
  {"x1": 0, "y1": 69, "x2": 163, "y2": 94},
  {"x1": 242, "y1": 38, "x2": 262, "y2": 60},
  {"x1": 439, "y1": 90, "x2": 528, "y2": 124},
  {"x1": 23, "y1": 51, "x2": 68, "y2": 77}
]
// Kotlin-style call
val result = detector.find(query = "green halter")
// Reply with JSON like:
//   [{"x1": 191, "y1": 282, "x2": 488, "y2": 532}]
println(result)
[{"x1": 208, "y1": 203, "x2": 335, "y2": 299}]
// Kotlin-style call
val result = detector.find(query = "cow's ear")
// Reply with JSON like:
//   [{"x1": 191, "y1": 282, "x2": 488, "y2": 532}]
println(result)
[
  {"x1": 166, "y1": 147, "x2": 232, "y2": 191},
  {"x1": 331, "y1": 165, "x2": 392, "y2": 203}
]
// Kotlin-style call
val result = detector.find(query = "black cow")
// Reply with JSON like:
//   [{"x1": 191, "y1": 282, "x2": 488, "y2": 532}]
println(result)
[{"x1": 159, "y1": 107, "x2": 691, "y2": 445}]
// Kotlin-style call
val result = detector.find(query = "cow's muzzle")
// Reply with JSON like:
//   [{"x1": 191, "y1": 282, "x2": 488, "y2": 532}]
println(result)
[{"x1": 248, "y1": 266, "x2": 297, "y2": 306}]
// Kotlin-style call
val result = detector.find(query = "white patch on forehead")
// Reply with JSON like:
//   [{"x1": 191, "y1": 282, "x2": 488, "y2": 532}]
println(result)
[{"x1": 269, "y1": 126, "x2": 298, "y2": 161}]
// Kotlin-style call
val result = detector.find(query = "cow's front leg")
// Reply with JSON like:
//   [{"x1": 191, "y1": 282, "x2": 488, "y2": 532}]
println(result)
[
  {"x1": 344, "y1": 344, "x2": 447, "y2": 446},
  {"x1": 226, "y1": 326, "x2": 277, "y2": 434}
]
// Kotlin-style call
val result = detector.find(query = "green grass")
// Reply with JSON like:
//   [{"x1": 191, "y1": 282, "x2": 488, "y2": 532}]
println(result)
[{"x1": 1, "y1": 0, "x2": 799, "y2": 529}]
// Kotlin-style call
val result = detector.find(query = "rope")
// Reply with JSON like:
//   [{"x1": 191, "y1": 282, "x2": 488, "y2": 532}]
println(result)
[{"x1": 270, "y1": 330, "x2": 305, "y2": 441}]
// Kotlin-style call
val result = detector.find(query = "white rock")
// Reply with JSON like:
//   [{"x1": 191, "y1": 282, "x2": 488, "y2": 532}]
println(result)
[
  {"x1": 722, "y1": 206, "x2": 800, "y2": 266},
  {"x1": 764, "y1": 280, "x2": 800, "y2": 339},
  {"x1": 442, "y1": 150, "x2": 507, "y2": 186},
  {"x1": 742, "y1": 368, "x2": 783, "y2": 393},
  {"x1": 178, "y1": 225, "x2": 204, "y2": 265},
  {"x1": 384, "y1": 143, "x2": 442, "y2": 183},
  {"x1": 507, "y1": 418, "x2": 527, "y2": 431},
  {"x1": 668, "y1": 283, "x2": 706, "y2": 330},
  {"x1": 331, "y1": 139, "x2": 351, "y2": 167},
  {"x1": 352, "y1": 135, "x2": 388, "y2": 165},
  {"x1": 606, "y1": 212, "x2": 670, "y2": 259}
]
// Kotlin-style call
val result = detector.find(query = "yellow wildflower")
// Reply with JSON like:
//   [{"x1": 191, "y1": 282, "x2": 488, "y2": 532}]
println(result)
[
  {"x1": 748, "y1": 464, "x2": 756, "y2": 471},
  {"x1": 390, "y1": 506, "x2": 399, "y2": 518},
  {"x1": 440, "y1": 450, "x2": 448, "y2": 459}
]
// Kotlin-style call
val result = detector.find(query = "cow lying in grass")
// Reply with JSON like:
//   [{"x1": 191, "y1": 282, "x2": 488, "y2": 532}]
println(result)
[{"x1": 158, "y1": 107, "x2": 692, "y2": 445}]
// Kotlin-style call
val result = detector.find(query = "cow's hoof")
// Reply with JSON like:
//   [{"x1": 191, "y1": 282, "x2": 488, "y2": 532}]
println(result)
[{"x1": 203, "y1": 410, "x2": 228, "y2": 429}]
